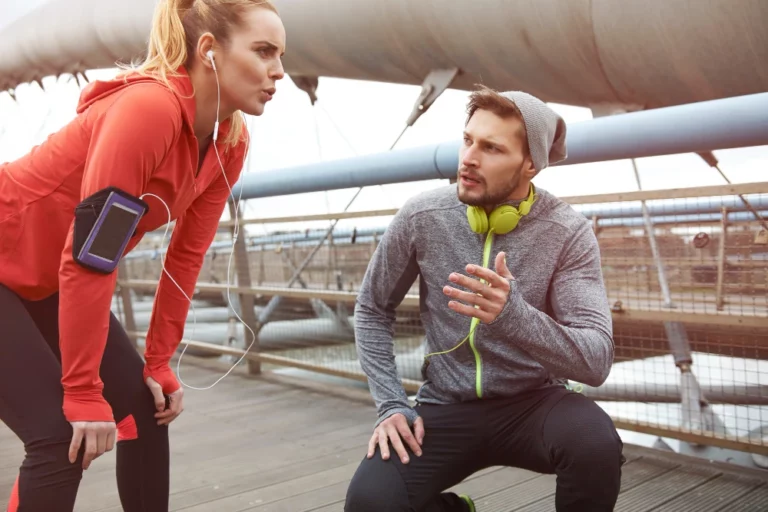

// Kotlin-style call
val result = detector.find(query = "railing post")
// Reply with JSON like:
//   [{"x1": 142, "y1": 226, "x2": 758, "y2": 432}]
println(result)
[
  {"x1": 716, "y1": 206, "x2": 728, "y2": 311},
  {"x1": 228, "y1": 200, "x2": 261, "y2": 374}
]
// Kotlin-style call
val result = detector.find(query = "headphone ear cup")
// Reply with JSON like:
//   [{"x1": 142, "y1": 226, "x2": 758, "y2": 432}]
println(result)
[
  {"x1": 466, "y1": 206, "x2": 489, "y2": 233},
  {"x1": 489, "y1": 206, "x2": 521, "y2": 235}
]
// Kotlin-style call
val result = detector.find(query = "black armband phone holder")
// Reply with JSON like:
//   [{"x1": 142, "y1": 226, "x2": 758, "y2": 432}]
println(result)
[{"x1": 73, "y1": 187, "x2": 149, "y2": 274}]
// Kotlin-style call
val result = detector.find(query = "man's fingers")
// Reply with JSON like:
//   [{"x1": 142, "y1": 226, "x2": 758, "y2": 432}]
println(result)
[
  {"x1": 68, "y1": 425, "x2": 83, "y2": 464},
  {"x1": 467, "y1": 263, "x2": 512, "y2": 289},
  {"x1": 493, "y1": 251, "x2": 514, "y2": 279},
  {"x1": 396, "y1": 421, "x2": 422, "y2": 457},
  {"x1": 443, "y1": 285, "x2": 496, "y2": 309},
  {"x1": 414, "y1": 417, "x2": 425, "y2": 445},
  {"x1": 367, "y1": 431, "x2": 379, "y2": 458},
  {"x1": 448, "y1": 272, "x2": 490, "y2": 297},
  {"x1": 386, "y1": 426, "x2": 410, "y2": 464},
  {"x1": 378, "y1": 430, "x2": 390, "y2": 461},
  {"x1": 448, "y1": 300, "x2": 493, "y2": 323}
]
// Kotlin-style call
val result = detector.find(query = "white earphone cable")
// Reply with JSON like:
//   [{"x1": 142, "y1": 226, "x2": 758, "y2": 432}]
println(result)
[{"x1": 140, "y1": 49, "x2": 257, "y2": 392}]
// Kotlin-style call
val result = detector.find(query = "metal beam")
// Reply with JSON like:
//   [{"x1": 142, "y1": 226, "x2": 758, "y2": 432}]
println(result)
[{"x1": 232, "y1": 93, "x2": 768, "y2": 200}]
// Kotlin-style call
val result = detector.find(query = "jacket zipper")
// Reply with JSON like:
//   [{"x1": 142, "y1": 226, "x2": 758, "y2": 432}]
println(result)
[{"x1": 470, "y1": 230, "x2": 496, "y2": 398}]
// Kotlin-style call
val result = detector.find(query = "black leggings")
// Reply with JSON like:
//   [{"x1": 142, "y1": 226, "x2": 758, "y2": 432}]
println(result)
[
  {"x1": 0, "y1": 284, "x2": 169, "y2": 512},
  {"x1": 345, "y1": 386, "x2": 625, "y2": 512}
]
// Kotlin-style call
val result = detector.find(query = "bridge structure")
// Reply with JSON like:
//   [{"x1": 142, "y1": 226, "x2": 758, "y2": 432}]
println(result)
[{"x1": 2, "y1": 0, "x2": 768, "y2": 508}]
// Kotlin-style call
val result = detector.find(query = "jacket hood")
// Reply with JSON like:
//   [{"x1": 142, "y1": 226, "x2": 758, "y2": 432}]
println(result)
[{"x1": 76, "y1": 67, "x2": 196, "y2": 129}]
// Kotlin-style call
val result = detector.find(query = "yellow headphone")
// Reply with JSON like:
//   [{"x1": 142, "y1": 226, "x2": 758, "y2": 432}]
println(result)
[{"x1": 466, "y1": 183, "x2": 537, "y2": 235}]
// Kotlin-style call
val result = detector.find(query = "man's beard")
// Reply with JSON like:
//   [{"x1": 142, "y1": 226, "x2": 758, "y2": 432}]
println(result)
[{"x1": 457, "y1": 165, "x2": 524, "y2": 208}]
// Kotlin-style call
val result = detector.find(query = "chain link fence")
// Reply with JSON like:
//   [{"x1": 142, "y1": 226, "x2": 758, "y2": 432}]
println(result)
[{"x1": 116, "y1": 183, "x2": 768, "y2": 455}]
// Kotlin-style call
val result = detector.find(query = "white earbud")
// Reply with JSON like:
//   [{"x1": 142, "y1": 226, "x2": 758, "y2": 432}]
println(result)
[{"x1": 207, "y1": 49, "x2": 220, "y2": 141}]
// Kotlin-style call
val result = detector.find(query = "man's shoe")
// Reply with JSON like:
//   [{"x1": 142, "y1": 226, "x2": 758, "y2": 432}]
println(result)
[{"x1": 459, "y1": 494, "x2": 476, "y2": 512}]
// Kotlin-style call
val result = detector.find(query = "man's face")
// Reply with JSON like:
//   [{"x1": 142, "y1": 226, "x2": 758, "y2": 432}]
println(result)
[{"x1": 457, "y1": 109, "x2": 532, "y2": 208}]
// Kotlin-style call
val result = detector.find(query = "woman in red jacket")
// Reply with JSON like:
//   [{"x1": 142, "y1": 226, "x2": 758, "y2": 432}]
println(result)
[{"x1": 0, "y1": 0, "x2": 285, "y2": 510}]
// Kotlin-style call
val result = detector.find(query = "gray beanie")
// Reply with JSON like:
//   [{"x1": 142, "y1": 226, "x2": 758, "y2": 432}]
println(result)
[{"x1": 499, "y1": 91, "x2": 567, "y2": 174}]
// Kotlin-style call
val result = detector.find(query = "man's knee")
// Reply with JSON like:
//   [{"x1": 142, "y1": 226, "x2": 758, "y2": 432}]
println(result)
[
  {"x1": 345, "y1": 455, "x2": 410, "y2": 512},
  {"x1": 545, "y1": 393, "x2": 624, "y2": 471}
]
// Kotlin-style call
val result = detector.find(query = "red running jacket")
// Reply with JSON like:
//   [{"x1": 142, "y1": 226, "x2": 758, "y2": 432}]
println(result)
[{"x1": 0, "y1": 67, "x2": 248, "y2": 423}]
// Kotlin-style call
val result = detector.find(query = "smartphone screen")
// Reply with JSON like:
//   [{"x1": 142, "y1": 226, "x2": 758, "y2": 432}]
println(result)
[{"x1": 88, "y1": 203, "x2": 140, "y2": 262}]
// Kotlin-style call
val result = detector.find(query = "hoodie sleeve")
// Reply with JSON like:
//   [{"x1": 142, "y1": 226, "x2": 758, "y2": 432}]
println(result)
[
  {"x1": 142, "y1": 137, "x2": 247, "y2": 395},
  {"x1": 483, "y1": 219, "x2": 614, "y2": 387},
  {"x1": 59, "y1": 84, "x2": 181, "y2": 423},
  {"x1": 354, "y1": 200, "x2": 421, "y2": 428}
]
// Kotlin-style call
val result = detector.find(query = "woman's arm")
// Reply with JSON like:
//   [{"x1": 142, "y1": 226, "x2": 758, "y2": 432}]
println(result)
[
  {"x1": 142, "y1": 137, "x2": 248, "y2": 394},
  {"x1": 58, "y1": 83, "x2": 181, "y2": 423}
]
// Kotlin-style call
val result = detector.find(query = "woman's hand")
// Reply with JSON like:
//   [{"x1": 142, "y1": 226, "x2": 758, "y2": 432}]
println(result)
[
  {"x1": 68, "y1": 421, "x2": 116, "y2": 470},
  {"x1": 145, "y1": 376, "x2": 184, "y2": 426}
]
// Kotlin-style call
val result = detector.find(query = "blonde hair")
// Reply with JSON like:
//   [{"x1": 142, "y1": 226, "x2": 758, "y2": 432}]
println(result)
[{"x1": 125, "y1": 0, "x2": 278, "y2": 148}]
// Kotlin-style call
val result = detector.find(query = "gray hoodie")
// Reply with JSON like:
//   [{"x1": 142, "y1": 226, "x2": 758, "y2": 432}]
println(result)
[{"x1": 354, "y1": 183, "x2": 614, "y2": 427}]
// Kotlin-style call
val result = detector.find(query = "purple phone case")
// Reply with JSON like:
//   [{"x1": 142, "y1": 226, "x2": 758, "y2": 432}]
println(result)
[{"x1": 76, "y1": 191, "x2": 145, "y2": 273}]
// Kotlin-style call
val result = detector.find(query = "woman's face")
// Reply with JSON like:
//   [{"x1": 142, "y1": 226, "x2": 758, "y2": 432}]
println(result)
[{"x1": 215, "y1": 6, "x2": 286, "y2": 117}]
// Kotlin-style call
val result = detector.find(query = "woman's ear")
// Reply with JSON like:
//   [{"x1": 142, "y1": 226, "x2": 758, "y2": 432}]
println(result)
[{"x1": 195, "y1": 32, "x2": 217, "y2": 70}]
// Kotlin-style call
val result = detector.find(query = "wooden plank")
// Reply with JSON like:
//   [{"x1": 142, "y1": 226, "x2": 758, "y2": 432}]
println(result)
[
  {"x1": 652, "y1": 473, "x2": 765, "y2": 512},
  {"x1": 613, "y1": 464, "x2": 719, "y2": 512},
  {"x1": 168, "y1": 444, "x2": 368, "y2": 510},
  {"x1": 4, "y1": 362, "x2": 768, "y2": 512},
  {"x1": 612, "y1": 419, "x2": 768, "y2": 456},
  {"x1": 178, "y1": 461, "x2": 360, "y2": 512},
  {"x1": 119, "y1": 280, "x2": 768, "y2": 329},
  {"x1": 508, "y1": 455, "x2": 673, "y2": 512},
  {"x1": 247, "y1": 480, "x2": 350, "y2": 512},
  {"x1": 728, "y1": 483, "x2": 768, "y2": 511}
]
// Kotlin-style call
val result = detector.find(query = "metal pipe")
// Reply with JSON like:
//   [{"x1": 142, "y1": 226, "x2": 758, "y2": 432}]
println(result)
[
  {"x1": 632, "y1": 160, "x2": 675, "y2": 309},
  {"x1": 232, "y1": 93, "x2": 768, "y2": 199},
  {"x1": 4, "y1": 0, "x2": 768, "y2": 109}
]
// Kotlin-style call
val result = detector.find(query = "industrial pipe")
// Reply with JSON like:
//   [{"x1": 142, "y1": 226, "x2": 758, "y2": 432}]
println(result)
[
  {"x1": 233, "y1": 93, "x2": 768, "y2": 199},
  {"x1": 2, "y1": 0, "x2": 767, "y2": 110}
]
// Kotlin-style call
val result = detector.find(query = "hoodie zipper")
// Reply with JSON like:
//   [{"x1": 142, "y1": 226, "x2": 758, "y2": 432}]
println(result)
[{"x1": 470, "y1": 230, "x2": 495, "y2": 398}]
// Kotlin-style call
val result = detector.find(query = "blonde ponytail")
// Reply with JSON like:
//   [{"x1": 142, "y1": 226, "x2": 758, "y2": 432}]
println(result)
[
  {"x1": 120, "y1": 0, "x2": 275, "y2": 148},
  {"x1": 132, "y1": 0, "x2": 193, "y2": 85}
]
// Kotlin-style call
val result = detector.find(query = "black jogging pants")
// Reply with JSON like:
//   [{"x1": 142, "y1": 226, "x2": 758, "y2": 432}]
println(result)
[
  {"x1": 345, "y1": 385, "x2": 625, "y2": 511},
  {"x1": 0, "y1": 284, "x2": 169, "y2": 512}
]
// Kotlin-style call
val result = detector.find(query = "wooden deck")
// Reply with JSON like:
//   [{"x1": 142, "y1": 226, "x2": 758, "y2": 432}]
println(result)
[{"x1": 2, "y1": 359, "x2": 768, "y2": 511}]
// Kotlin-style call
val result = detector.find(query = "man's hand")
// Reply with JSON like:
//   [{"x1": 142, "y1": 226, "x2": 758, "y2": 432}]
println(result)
[
  {"x1": 145, "y1": 376, "x2": 184, "y2": 426},
  {"x1": 368, "y1": 413, "x2": 425, "y2": 464},
  {"x1": 443, "y1": 251, "x2": 514, "y2": 324},
  {"x1": 68, "y1": 421, "x2": 116, "y2": 470}
]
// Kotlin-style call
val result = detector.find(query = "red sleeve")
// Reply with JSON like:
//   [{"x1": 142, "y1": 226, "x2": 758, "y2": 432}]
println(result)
[
  {"x1": 59, "y1": 84, "x2": 181, "y2": 423},
  {"x1": 142, "y1": 134, "x2": 248, "y2": 395}
]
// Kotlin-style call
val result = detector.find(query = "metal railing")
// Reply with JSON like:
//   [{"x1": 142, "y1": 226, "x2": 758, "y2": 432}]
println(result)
[{"x1": 115, "y1": 181, "x2": 768, "y2": 457}]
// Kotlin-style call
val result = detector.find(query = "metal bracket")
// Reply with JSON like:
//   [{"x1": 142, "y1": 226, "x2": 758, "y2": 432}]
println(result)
[
  {"x1": 406, "y1": 68, "x2": 461, "y2": 127},
  {"x1": 290, "y1": 75, "x2": 319, "y2": 105}
]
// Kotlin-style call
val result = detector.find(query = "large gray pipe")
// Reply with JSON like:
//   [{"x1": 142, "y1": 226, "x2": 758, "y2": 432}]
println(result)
[
  {"x1": 233, "y1": 93, "x2": 768, "y2": 199},
  {"x1": 1, "y1": 0, "x2": 767, "y2": 110}
]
